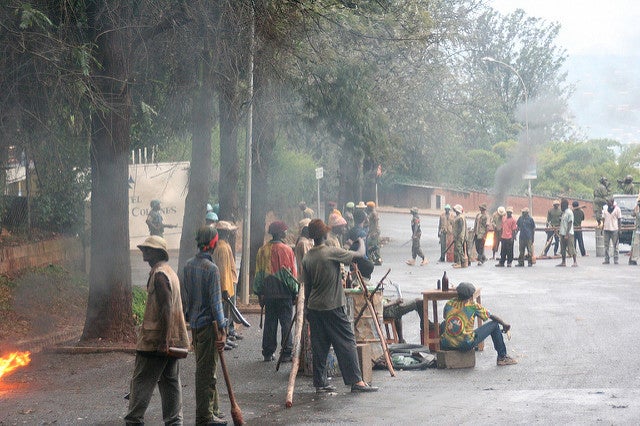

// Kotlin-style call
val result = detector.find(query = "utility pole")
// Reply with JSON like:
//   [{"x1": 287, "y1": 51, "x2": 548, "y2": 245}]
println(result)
[{"x1": 240, "y1": 2, "x2": 255, "y2": 305}]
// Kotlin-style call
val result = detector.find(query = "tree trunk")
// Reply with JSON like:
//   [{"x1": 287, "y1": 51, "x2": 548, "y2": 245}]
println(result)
[
  {"x1": 216, "y1": 0, "x2": 244, "y2": 256},
  {"x1": 82, "y1": 1, "x2": 135, "y2": 342},
  {"x1": 338, "y1": 144, "x2": 363, "y2": 204},
  {"x1": 217, "y1": 2, "x2": 241, "y2": 226},
  {"x1": 248, "y1": 62, "x2": 276, "y2": 282},
  {"x1": 177, "y1": 51, "x2": 215, "y2": 278}
]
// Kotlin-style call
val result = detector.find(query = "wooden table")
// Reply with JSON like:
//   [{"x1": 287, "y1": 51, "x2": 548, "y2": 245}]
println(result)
[{"x1": 422, "y1": 287, "x2": 483, "y2": 352}]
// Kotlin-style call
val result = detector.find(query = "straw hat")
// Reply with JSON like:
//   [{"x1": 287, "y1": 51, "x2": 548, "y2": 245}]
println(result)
[{"x1": 137, "y1": 235, "x2": 168, "y2": 258}]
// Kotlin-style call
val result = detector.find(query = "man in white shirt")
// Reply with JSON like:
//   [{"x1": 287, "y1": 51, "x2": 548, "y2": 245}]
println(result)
[{"x1": 602, "y1": 197, "x2": 622, "y2": 264}]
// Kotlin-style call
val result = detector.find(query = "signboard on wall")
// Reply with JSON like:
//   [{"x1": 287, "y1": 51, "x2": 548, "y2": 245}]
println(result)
[{"x1": 129, "y1": 162, "x2": 189, "y2": 250}]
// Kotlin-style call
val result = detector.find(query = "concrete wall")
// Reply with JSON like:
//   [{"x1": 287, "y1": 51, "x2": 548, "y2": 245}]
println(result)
[{"x1": 0, "y1": 237, "x2": 84, "y2": 275}]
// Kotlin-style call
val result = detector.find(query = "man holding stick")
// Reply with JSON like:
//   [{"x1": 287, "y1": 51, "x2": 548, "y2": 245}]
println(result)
[
  {"x1": 183, "y1": 226, "x2": 228, "y2": 425},
  {"x1": 302, "y1": 219, "x2": 378, "y2": 393}
]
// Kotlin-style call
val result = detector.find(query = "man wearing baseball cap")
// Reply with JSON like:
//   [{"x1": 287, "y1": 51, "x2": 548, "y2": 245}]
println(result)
[{"x1": 441, "y1": 282, "x2": 517, "y2": 366}]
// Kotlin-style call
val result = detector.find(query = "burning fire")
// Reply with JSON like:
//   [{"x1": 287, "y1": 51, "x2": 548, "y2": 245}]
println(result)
[
  {"x1": 484, "y1": 231, "x2": 494, "y2": 248},
  {"x1": 0, "y1": 351, "x2": 31, "y2": 379}
]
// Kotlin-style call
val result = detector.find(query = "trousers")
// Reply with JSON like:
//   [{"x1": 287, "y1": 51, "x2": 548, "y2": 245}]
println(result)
[
  {"x1": 603, "y1": 230, "x2": 619, "y2": 262},
  {"x1": 262, "y1": 298, "x2": 293, "y2": 358},
  {"x1": 307, "y1": 307, "x2": 363, "y2": 387},
  {"x1": 125, "y1": 353, "x2": 183, "y2": 425},
  {"x1": 441, "y1": 320, "x2": 507, "y2": 358},
  {"x1": 192, "y1": 324, "x2": 221, "y2": 425}
]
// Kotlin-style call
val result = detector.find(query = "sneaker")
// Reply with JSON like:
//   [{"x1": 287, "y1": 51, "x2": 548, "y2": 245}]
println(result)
[
  {"x1": 208, "y1": 414, "x2": 227, "y2": 425},
  {"x1": 630, "y1": 261, "x2": 638, "y2": 266},
  {"x1": 602, "y1": 260, "x2": 610, "y2": 265},
  {"x1": 227, "y1": 335, "x2": 237, "y2": 341},
  {"x1": 351, "y1": 383, "x2": 379, "y2": 392},
  {"x1": 405, "y1": 259, "x2": 415, "y2": 266},
  {"x1": 316, "y1": 385, "x2": 337, "y2": 393},
  {"x1": 264, "y1": 354, "x2": 275, "y2": 362},
  {"x1": 225, "y1": 339, "x2": 238, "y2": 348},
  {"x1": 224, "y1": 343, "x2": 234, "y2": 351},
  {"x1": 228, "y1": 332, "x2": 244, "y2": 340},
  {"x1": 497, "y1": 356, "x2": 518, "y2": 366}
]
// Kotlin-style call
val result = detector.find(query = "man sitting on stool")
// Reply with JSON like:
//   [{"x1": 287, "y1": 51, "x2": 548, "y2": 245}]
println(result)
[
  {"x1": 440, "y1": 282, "x2": 517, "y2": 366},
  {"x1": 383, "y1": 298, "x2": 424, "y2": 344}
]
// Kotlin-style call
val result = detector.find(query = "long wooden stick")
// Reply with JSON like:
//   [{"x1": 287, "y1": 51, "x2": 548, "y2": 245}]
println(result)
[
  {"x1": 285, "y1": 282, "x2": 305, "y2": 408},
  {"x1": 213, "y1": 322, "x2": 244, "y2": 425},
  {"x1": 353, "y1": 265, "x2": 396, "y2": 377},
  {"x1": 353, "y1": 268, "x2": 391, "y2": 327}
]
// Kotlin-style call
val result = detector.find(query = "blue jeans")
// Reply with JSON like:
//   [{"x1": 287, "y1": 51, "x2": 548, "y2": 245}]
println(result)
[{"x1": 441, "y1": 320, "x2": 507, "y2": 358}]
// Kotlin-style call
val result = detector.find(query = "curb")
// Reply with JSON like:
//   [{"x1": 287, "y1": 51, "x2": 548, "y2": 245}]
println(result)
[{"x1": 2, "y1": 326, "x2": 83, "y2": 354}]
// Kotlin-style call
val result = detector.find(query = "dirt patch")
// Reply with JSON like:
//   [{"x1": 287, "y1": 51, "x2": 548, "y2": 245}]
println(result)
[{"x1": 0, "y1": 265, "x2": 88, "y2": 349}]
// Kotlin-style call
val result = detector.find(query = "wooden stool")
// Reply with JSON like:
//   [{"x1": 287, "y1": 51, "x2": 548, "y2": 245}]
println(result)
[{"x1": 383, "y1": 318, "x2": 398, "y2": 343}]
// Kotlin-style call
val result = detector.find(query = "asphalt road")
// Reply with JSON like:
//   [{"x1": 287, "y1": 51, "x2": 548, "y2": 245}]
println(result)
[{"x1": 1, "y1": 211, "x2": 639, "y2": 424}]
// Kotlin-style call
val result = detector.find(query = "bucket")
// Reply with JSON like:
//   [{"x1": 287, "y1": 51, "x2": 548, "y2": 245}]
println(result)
[{"x1": 595, "y1": 228, "x2": 604, "y2": 257}]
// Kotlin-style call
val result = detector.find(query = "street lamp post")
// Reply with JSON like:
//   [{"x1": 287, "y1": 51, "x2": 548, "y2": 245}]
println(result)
[{"x1": 482, "y1": 56, "x2": 533, "y2": 215}]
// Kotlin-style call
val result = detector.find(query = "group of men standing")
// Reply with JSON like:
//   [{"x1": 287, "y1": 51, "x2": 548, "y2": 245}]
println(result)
[
  {"x1": 253, "y1": 211, "x2": 378, "y2": 393},
  {"x1": 434, "y1": 199, "x2": 588, "y2": 269},
  {"x1": 129, "y1": 204, "x2": 241, "y2": 425},
  {"x1": 299, "y1": 200, "x2": 383, "y2": 265}
]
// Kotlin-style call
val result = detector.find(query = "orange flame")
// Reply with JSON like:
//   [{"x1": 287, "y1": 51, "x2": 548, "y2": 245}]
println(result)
[
  {"x1": 0, "y1": 351, "x2": 31, "y2": 379},
  {"x1": 484, "y1": 231, "x2": 494, "y2": 248}
]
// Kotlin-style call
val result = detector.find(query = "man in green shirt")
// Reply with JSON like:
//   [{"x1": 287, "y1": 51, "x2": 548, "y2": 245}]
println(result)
[
  {"x1": 542, "y1": 200, "x2": 563, "y2": 257},
  {"x1": 302, "y1": 219, "x2": 378, "y2": 393}
]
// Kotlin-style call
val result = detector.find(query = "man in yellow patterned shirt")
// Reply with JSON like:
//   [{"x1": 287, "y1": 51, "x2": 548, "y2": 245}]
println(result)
[{"x1": 440, "y1": 282, "x2": 517, "y2": 366}]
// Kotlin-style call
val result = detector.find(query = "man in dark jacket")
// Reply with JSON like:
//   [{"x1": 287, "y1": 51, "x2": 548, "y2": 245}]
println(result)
[
  {"x1": 516, "y1": 207, "x2": 536, "y2": 267},
  {"x1": 253, "y1": 221, "x2": 298, "y2": 362}
]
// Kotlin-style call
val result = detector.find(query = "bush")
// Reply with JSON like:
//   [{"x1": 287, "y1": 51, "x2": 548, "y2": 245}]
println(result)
[{"x1": 132, "y1": 286, "x2": 147, "y2": 326}]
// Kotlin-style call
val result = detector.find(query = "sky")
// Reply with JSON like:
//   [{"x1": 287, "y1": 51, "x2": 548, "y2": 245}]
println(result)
[{"x1": 490, "y1": 0, "x2": 640, "y2": 144}]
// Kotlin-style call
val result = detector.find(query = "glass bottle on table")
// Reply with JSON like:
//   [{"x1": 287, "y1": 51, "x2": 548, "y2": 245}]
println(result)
[{"x1": 442, "y1": 271, "x2": 449, "y2": 291}]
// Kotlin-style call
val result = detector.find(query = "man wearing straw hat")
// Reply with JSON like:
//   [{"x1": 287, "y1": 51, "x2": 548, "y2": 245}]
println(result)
[
  {"x1": 125, "y1": 236, "x2": 190, "y2": 425},
  {"x1": 214, "y1": 220, "x2": 241, "y2": 346}
]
